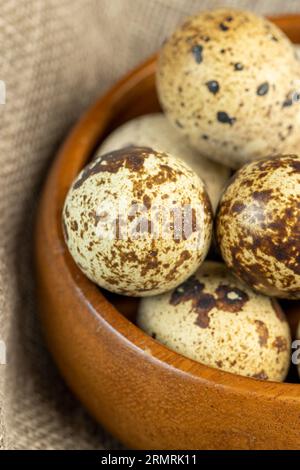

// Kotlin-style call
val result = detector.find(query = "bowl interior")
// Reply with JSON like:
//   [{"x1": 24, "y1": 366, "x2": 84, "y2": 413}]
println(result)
[{"x1": 59, "y1": 16, "x2": 300, "y2": 385}]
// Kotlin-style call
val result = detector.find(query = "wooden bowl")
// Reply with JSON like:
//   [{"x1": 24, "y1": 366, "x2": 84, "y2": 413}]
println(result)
[{"x1": 35, "y1": 15, "x2": 300, "y2": 450}]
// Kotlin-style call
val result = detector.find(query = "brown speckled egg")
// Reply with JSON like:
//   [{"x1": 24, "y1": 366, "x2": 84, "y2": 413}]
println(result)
[
  {"x1": 216, "y1": 154, "x2": 300, "y2": 299},
  {"x1": 138, "y1": 261, "x2": 291, "y2": 381},
  {"x1": 157, "y1": 8, "x2": 300, "y2": 168},
  {"x1": 63, "y1": 146, "x2": 213, "y2": 296},
  {"x1": 97, "y1": 114, "x2": 230, "y2": 211}
]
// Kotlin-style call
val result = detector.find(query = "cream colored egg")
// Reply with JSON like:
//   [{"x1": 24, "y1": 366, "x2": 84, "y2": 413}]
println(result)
[
  {"x1": 138, "y1": 261, "x2": 291, "y2": 381},
  {"x1": 63, "y1": 146, "x2": 213, "y2": 296},
  {"x1": 97, "y1": 113, "x2": 230, "y2": 210},
  {"x1": 157, "y1": 8, "x2": 300, "y2": 168}
]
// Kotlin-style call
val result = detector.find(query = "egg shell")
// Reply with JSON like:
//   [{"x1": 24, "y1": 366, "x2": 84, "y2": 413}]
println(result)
[
  {"x1": 216, "y1": 154, "x2": 300, "y2": 299},
  {"x1": 63, "y1": 146, "x2": 213, "y2": 296},
  {"x1": 157, "y1": 8, "x2": 300, "y2": 168},
  {"x1": 138, "y1": 261, "x2": 291, "y2": 381},
  {"x1": 97, "y1": 113, "x2": 230, "y2": 211}
]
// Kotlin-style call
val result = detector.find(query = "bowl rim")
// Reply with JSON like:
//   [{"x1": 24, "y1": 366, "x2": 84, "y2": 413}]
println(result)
[{"x1": 37, "y1": 13, "x2": 300, "y2": 401}]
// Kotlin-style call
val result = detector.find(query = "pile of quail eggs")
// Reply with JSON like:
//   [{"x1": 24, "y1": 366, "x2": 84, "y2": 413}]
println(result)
[{"x1": 63, "y1": 9, "x2": 300, "y2": 383}]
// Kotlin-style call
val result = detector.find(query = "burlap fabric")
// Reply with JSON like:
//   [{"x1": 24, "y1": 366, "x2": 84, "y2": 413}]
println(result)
[{"x1": 1, "y1": 0, "x2": 300, "y2": 451}]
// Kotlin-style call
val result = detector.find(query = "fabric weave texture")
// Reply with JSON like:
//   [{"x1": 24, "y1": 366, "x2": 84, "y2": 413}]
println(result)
[{"x1": 1, "y1": 0, "x2": 300, "y2": 450}]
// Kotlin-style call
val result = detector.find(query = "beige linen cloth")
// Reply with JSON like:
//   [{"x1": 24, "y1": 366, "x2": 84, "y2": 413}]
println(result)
[{"x1": 1, "y1": 0, "x2": 300, "y2": 450}]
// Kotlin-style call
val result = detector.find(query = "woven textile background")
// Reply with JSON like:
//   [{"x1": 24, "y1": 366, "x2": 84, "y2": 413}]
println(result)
[{"x1": 1, "y1": 0, "x2": 300, "y2": 450}]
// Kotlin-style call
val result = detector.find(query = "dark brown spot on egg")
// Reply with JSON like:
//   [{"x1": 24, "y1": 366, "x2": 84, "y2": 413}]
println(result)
[
  {"x1": 215, "y1": 284, "x2": 249, "y2": 312},
  {"x1": 219, "y1": 22, "x2": 229, "y2": 31},
  {"x1": 170, "y1": 275, "x2": 217, "y2": 329},
  {"x1": 231, "y1": 202, "x2": 246, "y2": 214},
  {"x1": 73, "y1": 147, "x2": 150, "y2": 189},
  {"x1": 294, "y1": 92, "x2": 300, "y2": 103},
  {"x1": 156, "y1": 163, "x2": 178, "y2": 184},
  {"x1": 191, "y1": 44, "x2": 203, "y2": 64},
  {"x1": 281, "y1": 91, "x2": 296, "y2": 108},
  {"x1": 124, "y1": 152, "x2": 147, "y2": 172},
  {"x1": 234, "y1": 62, "x2": 243, "y2": 71},
  {"x1": 272, "y1": 336, "x2": 288, "y2": 353},
  {"x1": 123, "y1": 250, "x2": 139, "y2": 264},
  {"x1": 201, "y1": 191, "x2": 213, "y2": 224},
  {"x1": 140, "y1": 253, "x2": 160, "y2": 276},
  {"x1": 217, "y1": 111, "x2": 236, "y2": 125},
  {"x1": 254, "y1": 320, "x2": 269, "y2": 347},
  {"x1": 252, "y1": 189, "x2": 273, "y2": 203},
  {"x1": 257, "y1": 82, "x2": 269, "y2": 96},
  {"x1": 143, "y1": 194, "x2": 152, "y2": 210},
  {"x1": 166, "y1": 250, "x2": 192, "y2": 281},
  {"x1": 252, "y1": 370, "x2": 268, "y2": 380},
  {"x1": 194, "y1": 293, "x2": 215, "y2": 328},
  {"x1": 170, "y1": 276, "x2": 204, "y2": 305},
  {"x1": 70, "y1": 220, "x2": 78, "y2": 232},
  {"x1": 282, "y1": 98, "x2": 293, "y2": 108},
  {"x1": 206, "y1": 80, "x2": 219, "y2": 95},
  {"x1": 290, "y1": 159, "x2": 300, "y2": 173}
]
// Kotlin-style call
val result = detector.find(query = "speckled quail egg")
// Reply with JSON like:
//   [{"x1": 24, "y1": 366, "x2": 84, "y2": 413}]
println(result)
[
  {"x1": 157, "y1": 8, "x2": 300, "y2": 168},
  {"x1": 138, "y1": 261, "x2": 291, "y2": 381},
  {"x1": 63, "y1": 146, "x2": 213, "y2": 296},
  {"x1": 216, "y1": 154, "x2": 300, "y2": 299},
  {"x1": 97, "y1": 113, "x2": 230, "y2": 211}
]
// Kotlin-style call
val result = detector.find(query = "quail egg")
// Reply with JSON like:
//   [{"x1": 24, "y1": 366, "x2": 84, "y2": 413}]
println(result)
[
  {"x1": 63, "y1": 146, "x2": 213, "y2": 296},
  {"x1": 216, "y1": 154, "x2": 300, "y2": 299},
  {"x1": 138, "y1": 261, "x2": 291, "y2": 381},
  {"x1": 157, "y1": 8, "x2": 300, "y2": 168},
  {"x1": 97, "y1": 113, "x2": 230, "y2": 211}
]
